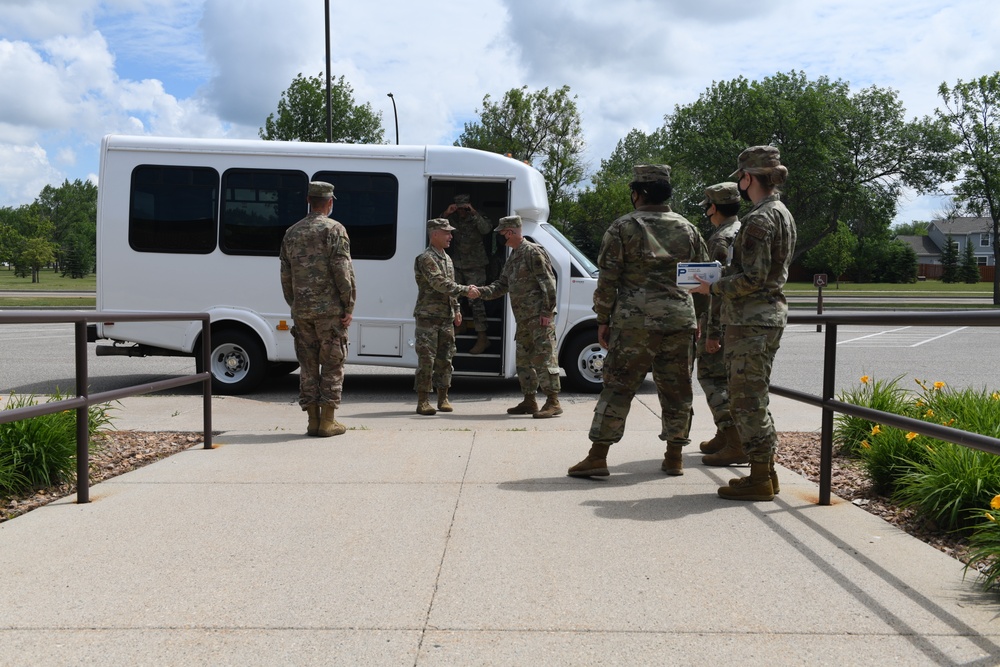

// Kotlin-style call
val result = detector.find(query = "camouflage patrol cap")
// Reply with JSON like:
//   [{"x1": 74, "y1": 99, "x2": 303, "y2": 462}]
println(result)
[
  {"x1": 494, "y1": 215, "x2": 522, "y2": 232},
  {"x1": 454, "y1": 194, "x2": 471, "y2": 205},
  {"x1": 729, "y1": 146, "x2": 781, "y2": 178},
  {"x1": 427, "y1": 218, "x2": 456, "y2": 232},
  {"x1": 308, "y1": 181, "x2": 336, "y2": 199},
  {"x1": 632, "y1": 164, "x2": 672, "y2": 184},
  {"x1": 699, "y1": 182, "x2": 741, "y2": 207}
]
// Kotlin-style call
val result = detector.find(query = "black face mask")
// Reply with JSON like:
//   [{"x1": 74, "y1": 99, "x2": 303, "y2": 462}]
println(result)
[{"x1": 738, "y1": 175, "x2": 752, "y2": 203}]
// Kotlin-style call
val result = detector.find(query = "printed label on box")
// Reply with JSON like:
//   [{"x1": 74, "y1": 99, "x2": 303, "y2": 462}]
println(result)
[{"x1": 676, "y1": 261, "x2": 722, "y2": 289}]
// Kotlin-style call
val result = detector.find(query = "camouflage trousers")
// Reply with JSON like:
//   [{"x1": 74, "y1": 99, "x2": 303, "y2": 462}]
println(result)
[
  {"x1": 724, "y1": 324, "x2": 783, "y2": 463},
  {"x1": 514, "y1": 316, "x2": 560, "y2": 395},
  {"x1": 696, "y1": 331, "x2": 734, "y2": 430},
  {"x1": 413, "y1": 317, "x2": 455, "y2": 393},
  {"x1": 454, "y1": 265, "x2": 488, "y2": 333},
  {"x1": 292, "y1": 317, "x2": 348, "y2": 409},
  {"x1": 589, "y1": 327, "x2": 695, "y2": 447}
]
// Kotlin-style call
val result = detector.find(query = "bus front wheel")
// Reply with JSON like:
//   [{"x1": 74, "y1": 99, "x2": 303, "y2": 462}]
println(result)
[
  {"x1": 562, "y1": 330, "x2": 605, "y2": 393},
  {"x1": 197, "y1": 329, "x2": 267, "y2": 395}
]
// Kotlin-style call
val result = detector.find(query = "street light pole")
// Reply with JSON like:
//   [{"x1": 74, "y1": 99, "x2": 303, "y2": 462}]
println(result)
[
  {"x1": 324, "y1": 0, "x2": 332, "y2": 142},
  {"x1": 387, "y1": 93, "x2": 399, "y2": 145}
]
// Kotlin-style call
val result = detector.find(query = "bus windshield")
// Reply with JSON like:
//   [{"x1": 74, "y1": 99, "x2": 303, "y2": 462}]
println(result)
[{"x1": 540, "y1": 223, "x2": 598, "y2": 277}]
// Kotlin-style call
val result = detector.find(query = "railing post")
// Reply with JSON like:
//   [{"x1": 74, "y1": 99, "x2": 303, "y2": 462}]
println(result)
[
  {"x1": 819, "y1": 322, "x2": 837, "y2": 506},
  {"x1": 75, "y1": 320, "x2": 90, "y2": 504},
  {"x1": 202, "y1": 318, "x2": 213, "y2": 449}
]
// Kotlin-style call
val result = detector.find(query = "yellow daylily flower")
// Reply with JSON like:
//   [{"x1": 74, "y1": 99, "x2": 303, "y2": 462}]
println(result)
[
  {"x1": 991, "y1": 495, "x2": 1000, "y2": 510},
  {"x1": 924, "y1": 409, "x2": 934, "y2": 418},
  {"x1": 871, "y1": 425, "x2": 882, "y2": 436},
  {"x1": 933, "y1": 381, "x2": 946, "y2": 390},
  {"x1": 860, "y1": 375, "x2": 870, "y2": 385},
  {"x1": 905, "y1": 432, "x2": 918, "y2": 441},
  {"x1": 992, "y1": 392, "x2": 1000, "y2": 401},
  {"x1": 915, "y1": 399, "x2": 925, "y2": 407},
  {"x1": 860, "y1": 440, "x2": 871, "y2": 449}
]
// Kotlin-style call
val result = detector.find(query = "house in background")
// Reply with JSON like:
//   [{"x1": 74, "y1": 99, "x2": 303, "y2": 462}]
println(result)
[{"x1": 925, "y1": 217, "x2": 996, "y2": 267}]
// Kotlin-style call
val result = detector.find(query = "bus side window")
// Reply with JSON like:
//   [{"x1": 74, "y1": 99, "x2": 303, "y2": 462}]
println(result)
[
  {"x1": 129, "y1": 165, "x2": 219, "y2": 254},
  {"x1": 220, "y1": 169, "x2": 309, "y2": 256},
  {"x1": 313, "y1": 171, "x2": 399, "y2": 260}
]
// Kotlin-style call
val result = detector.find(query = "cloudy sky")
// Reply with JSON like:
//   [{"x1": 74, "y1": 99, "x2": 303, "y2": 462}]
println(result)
[{"x1": 1, "y1": 0, "x2": 998, "y2": 223}]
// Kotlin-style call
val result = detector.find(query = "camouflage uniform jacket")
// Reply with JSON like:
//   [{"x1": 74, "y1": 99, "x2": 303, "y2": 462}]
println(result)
[
  {"x1": 704, "y1": 215, "x2": 741, "y2": 340},
  {"x1": 413, "y1": 245, "x2": 467, "y2": 320},
  {"x1": 447, "y1": 212, "x2": 493, "y2": 270},
  {"x1": 279, "y1": 212, "x2": 356, "y2": 320},
  {"x1": 711, "y1": 194, "x2": 796, "y2": 327},
  {"x1": 594, "y1": 205, "x2": 709, "y2": 331},
  {"x1": 479, "y1": 240, "x2": 556, "y2": 322}
]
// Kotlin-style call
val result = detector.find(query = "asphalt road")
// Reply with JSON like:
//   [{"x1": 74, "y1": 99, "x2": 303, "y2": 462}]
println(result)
[{"x1": 2, "y1": 317, "x2": 999, "y2": 406}]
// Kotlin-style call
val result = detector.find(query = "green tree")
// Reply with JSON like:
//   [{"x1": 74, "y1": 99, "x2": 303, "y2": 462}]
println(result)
[
  {"x1": 893, "y1": 220, "x2": 930, "y2": 236},
  {"x1": 803, "y1": 220, "x2": 858, "y2": 287},
  {"x1": 33, "y1": 179, "x2": 97, "y2": 276},
  {"x1": 260, "y1": 73, "x2": 385, "y2": 144},
  {"x1": 960, "y1": 238, "x2": 981, "y2": 283},
  {"x1": 660, "y1": 71, "x2": 953, "y2": 263},
  {"x1": 934, "y1": 72, "x2": 1000, "y2": 302},
  {"x1": 940, "y1": 234, "x2": 960, "y2": 283},
  {"x1": 455, "y1": 85, "x2": 586, "y2": 217}
]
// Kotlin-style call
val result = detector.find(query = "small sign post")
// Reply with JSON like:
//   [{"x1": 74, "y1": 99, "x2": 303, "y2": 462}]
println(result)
[{"x1": 813, "y1": 274, "x2": 828, "y2": 332}]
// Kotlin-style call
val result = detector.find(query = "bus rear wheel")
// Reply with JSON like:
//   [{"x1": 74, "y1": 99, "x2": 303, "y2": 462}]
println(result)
[{"x1": 197, "y1": 329, "x2": 267, "y2": 395}]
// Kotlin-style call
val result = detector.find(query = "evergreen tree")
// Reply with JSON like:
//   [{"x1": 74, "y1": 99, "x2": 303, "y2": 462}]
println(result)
[
  {"x1": 940, "y1": 234, "x2": 960, "y2": 283},
  {"x1": 960, "y1": 238, "x2": 981, "y2": 283}
]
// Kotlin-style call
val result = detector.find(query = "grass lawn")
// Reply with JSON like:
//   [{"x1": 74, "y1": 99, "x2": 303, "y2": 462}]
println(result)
[
  {"x1": 0, "y1": 269, "x2": 96, "y2": 291},
  {"x1": 785, "y1": 280, "x2": 992, "y2": 295}
]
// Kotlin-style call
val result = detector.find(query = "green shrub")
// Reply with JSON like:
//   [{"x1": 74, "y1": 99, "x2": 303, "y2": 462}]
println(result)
[
  {"x1": 835, "y1": 374, "x2": 911, "y2": 456},
  {"x1": 0, "y1": 392, "x2": 115, "y2": 494},
  {"x1": 893, "y1": 441, "x2": 1000, "y2": 532},
  {"x1": 965, "y1": 498, "x2": 1000, "y2": 592},
  {"x1": 858, "y1": 424, "x2": 930, "y2": 495}
]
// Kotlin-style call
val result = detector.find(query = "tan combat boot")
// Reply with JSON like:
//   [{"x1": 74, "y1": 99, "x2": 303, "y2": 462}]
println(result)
[
  {"x1": 568, "y1": 443, "x2": 611, "y2": 478},
  {"x1": 506, "y1": 394, "x2": 539, "y2": 415},
  {"x1": 317, "y1": 406, "x2": 347, "y2": 437},
  {"x1": 533, "y1": 393, "x2": 563, "y2": 419},
  {"x1": 416, "y1": 392, "x2": 437, "y2": 416},
  {"x1": 701, "y1": 426, "x2": 748, "y2": 466},
  {"x1": 718, "y1": 461, "x2": 774, "y2": 501},
  {"x1": 437, "y1": 388, "x2": 454, "y2": 412},
  {"x1": 729, "y1": 455, "x2": 780, "y2": 494},
  {"x1": 699, "y1": 429, "x2": 726, "y2": 454},
  {"x1": 469, "y1": 331, "x2": 490, "y2": 355},
  {"x1": 306, "y1": 405, "x2": 320, "y2": 437},
  {"x1": 661, "y1": 443, "x2": 684, "y2": 476}
]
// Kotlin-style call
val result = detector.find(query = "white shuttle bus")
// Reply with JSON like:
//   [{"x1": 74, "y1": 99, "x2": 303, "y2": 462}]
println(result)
[{"x1": 92, "y1": 134, "x2": 605, "y2": 394}]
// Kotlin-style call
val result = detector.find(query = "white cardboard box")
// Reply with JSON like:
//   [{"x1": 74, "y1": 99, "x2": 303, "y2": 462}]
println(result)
[{"x1": 676, "y1": 261, "x2": 722, "y2": 289}]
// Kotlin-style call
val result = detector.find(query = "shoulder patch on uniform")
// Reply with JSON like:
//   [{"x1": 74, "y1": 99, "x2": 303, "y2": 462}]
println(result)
[{"x1": 745, "y1": 222, "x2": 769, "y2": 241}]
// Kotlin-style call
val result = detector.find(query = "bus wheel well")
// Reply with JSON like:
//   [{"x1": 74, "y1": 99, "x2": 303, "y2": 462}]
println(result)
[{"x1": 194, "y1": 323, "x2": 268, "y2": 395}]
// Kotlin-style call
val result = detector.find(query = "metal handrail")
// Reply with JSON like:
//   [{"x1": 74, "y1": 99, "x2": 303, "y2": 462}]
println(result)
[
  {"x1": 0, "y1": 311, "x2": 212, "y2": 503},
  {"x1": 779, "y1": 310, "x2": 1000, "y2": 505}
]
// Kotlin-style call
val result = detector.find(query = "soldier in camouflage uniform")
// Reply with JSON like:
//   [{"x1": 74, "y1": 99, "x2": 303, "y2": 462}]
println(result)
[
  {"x1": 695, "y1": 183, "x2": 744, "y2": 462},
  {"x1": 413, "y1": 218, "x2": 477, "y2": 416},
  {"x1": 692, "y1": 146, "x2": 796, "y2": 501},
  {"x1": 280, "y1": 181, "x2": 356, "y2": 437},
  {"x1": 568, "y1": 165, "x2": 710, "y2": 478},
  {"x1": 474, "y1": 215, "x2": 562, "y2": 418},
  {"x1": 441, "y1": 194, "x2": 493, "y2": 355}
]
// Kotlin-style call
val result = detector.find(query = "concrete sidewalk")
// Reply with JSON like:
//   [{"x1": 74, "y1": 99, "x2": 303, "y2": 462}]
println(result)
[{"x1": 1, "y1": 392, "x2": 998, "y2": 665}]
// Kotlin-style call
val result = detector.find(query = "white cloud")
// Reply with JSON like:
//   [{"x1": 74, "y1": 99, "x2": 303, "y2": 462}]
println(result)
[{"x1": 0, "y1": 143, "x2": 63, "y2": 204}]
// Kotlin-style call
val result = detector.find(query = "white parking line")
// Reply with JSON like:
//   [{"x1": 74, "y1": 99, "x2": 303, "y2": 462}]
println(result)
[
  {"x1": 910, "y1": 326, "x2": 967, "y2": 347},
  {"x1": 838, "y1": 326, "x2": 912, "y2": 344}
]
